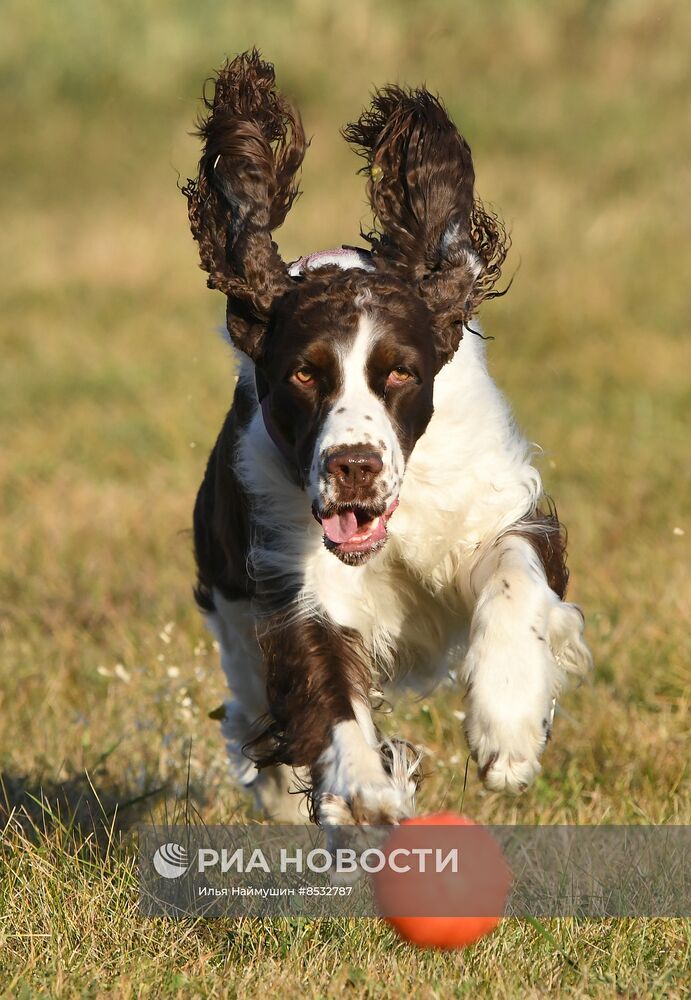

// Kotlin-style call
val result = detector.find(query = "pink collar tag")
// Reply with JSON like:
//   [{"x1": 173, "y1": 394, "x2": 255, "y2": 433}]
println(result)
[{"x1": 288, "y1": 246, "x2": 374, "y2": 277}]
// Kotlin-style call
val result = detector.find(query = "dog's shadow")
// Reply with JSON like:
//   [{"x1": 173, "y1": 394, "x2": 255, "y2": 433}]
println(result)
[{"x1": 0, "y1": 769, "x2": 167, "y2": 850}]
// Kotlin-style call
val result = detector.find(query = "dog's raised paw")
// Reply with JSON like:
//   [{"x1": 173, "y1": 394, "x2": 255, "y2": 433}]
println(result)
[
  {"x1": 476, "y1": 746, "x2": 542, "y2": 793},
  {"x1": 465, "y1": 703, "x2": 549, "y2": 795}
]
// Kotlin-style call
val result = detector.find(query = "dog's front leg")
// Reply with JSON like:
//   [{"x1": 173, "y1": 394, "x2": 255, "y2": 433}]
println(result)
[
  {"x1": 462, "y1": 534, "x2": 592, "y2": 793},
  {"x1": 258, "y1": 613, "x2": 416, "y2": 825}
]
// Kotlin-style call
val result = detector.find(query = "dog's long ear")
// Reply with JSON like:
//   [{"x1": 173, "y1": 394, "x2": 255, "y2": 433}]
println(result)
[
  {"x1": 183, "y1": 50, "x2": 306, "y2": 359},
  {"x1": 343, "y1": 87, "x2": 508, "y2": 366}
]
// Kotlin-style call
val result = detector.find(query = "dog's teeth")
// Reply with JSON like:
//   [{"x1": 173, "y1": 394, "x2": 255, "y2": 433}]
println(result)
[{"x1": 371, "y1": 518, "x2": 379, "y2": 530}]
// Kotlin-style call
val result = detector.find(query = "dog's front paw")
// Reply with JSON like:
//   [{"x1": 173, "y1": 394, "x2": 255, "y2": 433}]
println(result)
[
  {"x1": 315, "y1": 721, "x2": 418, "y2": 825},
  {"x1": 465, "y1": 709, "x2": 551, "y2": 794},
  {"x1": 317, "y1": 780, "x2": 414, "y2": 826},
  {"x1": 463, "y1": 637, "x2": 557, "y2": 794}
]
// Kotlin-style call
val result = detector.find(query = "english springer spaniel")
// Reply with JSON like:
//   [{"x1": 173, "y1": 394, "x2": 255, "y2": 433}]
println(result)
[{"x1": 183, "y1": 50, "x2": 592, "y2": 825}]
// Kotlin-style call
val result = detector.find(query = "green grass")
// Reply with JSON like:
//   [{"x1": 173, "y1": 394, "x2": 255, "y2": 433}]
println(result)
[{"x1": 1, "y1": 0, "x2": 689, "y2": 996}]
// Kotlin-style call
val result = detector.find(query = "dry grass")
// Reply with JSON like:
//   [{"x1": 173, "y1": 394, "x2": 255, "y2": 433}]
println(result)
[{"x1": 0, "y1": 1, "x2": 689, "y2": 996}]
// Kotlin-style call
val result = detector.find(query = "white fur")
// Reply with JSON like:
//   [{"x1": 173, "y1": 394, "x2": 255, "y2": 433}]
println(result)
[
  {"x1": 316, "y1": 703, "x2": 417, "y2": 826},
  {"x1": 216, "y1": 319, "x2": 592, "y2": 820},
  {"x1": 309, "y1": 316, "x2": 403, "y2": 512},
  {"x1": 462, "y1": 535, "x2": 591, "y2": 792}
]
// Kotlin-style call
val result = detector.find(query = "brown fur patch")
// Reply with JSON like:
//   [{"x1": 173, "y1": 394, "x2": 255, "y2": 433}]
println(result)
[
  {"x1": 182, "y1": 49, "x2": 306, "y2": 359},
  {"x1": 342, "y1": 86, "x2": 509, "y2": 366},
  {"x1": 512, "y1": 500, "x2": 570, "y2": 599},
  {"x1": 247, "y1": 615, "x2": 372, "y2": 772}
]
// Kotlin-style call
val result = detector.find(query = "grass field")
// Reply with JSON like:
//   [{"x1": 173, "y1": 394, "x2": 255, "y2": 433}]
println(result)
[{"x1": 1, "y1": 1, "x2": 689, "y2": 996}]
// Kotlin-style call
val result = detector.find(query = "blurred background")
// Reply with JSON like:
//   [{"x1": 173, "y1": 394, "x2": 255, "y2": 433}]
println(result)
[
  {"x1": 1, "y1": 2, "x2": 689, "y2": 993},
  {"x1": 1, "y1": 0, "x2": 689, "y2": 865}
]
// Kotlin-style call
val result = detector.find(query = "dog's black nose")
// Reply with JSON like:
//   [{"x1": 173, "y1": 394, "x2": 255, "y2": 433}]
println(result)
[{"x1": 326, "y1": 449, "x2": 383, "y2": 489}]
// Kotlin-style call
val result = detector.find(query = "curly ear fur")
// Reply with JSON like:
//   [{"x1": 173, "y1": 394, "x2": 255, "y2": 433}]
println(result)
[
  {"x1": 343, "y1": 87, "x2": 509, "y2": 365},
  {"x1": 183, "y1": 49, "x2": 306, "y2": 358}
]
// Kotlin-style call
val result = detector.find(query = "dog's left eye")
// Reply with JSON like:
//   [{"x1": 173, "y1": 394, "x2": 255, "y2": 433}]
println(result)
[
  {"x1": 292, "y1": 369, "x2": 315, "y2": 386},
  {"x1": 387, "y1": 367, "x2": 415, "y2": 386}
]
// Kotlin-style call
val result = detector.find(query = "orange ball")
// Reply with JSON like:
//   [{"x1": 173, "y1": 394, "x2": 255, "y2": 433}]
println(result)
[{"x1": 372, "y1": 812, "x2": 511, "y2": 950}]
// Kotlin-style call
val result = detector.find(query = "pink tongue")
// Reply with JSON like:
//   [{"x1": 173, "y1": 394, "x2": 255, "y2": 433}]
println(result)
[{"x1": 321, "y1": 510, "x2": 359, "y2": 543}]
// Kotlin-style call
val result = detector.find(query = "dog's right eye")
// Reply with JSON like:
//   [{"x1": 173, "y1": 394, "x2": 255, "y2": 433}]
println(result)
[{"x1": 292, "y1": 369, "x2": 315, "y2": 387}]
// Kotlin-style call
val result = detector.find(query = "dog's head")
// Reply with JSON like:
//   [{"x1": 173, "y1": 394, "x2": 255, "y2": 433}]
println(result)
[
  {"x1": 184, "y1": 50, "x2": 508, "y2": 565},
  {"x1": 258, "y1": 269, "x2": 436, "y2": 564}
]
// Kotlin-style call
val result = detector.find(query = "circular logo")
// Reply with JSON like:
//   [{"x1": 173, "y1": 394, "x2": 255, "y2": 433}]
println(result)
[{"x1": 153, "y1": 842, "x2": 190, "y2": 879}]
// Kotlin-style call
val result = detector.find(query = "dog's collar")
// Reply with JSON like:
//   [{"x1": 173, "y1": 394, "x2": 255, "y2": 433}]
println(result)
[{"x1": 288, "y1": 245, "x2": 374, "y2": 277}]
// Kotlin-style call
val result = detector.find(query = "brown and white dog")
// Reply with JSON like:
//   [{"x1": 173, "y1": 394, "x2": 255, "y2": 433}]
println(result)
[{"x1": 183, "y1": 50, "x2": 592, "y2": 825}]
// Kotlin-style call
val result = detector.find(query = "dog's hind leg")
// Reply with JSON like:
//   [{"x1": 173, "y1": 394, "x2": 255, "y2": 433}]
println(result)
[{"x1": 206, "y1": 591, "x2": 309, "y2": 822}]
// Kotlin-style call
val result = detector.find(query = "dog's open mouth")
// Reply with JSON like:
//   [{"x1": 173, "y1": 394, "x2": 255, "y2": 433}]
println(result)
[{"x1": 313, "y1": 499, "x2": 399, "y2": 559}]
